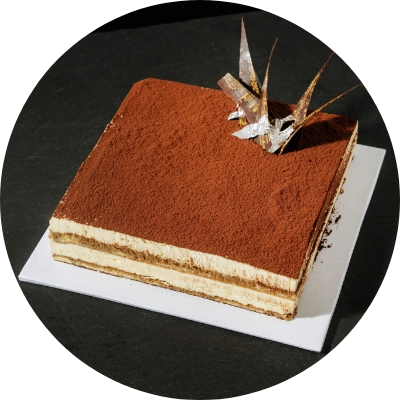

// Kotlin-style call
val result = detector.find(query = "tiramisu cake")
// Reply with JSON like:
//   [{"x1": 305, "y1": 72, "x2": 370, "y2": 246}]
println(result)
[{"x1": 49, "y1": 23, "x2": 359, "y2": 320}]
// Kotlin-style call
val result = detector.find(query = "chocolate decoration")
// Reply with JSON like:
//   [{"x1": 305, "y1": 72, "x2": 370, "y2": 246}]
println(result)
[
  {"x1": 291, "y1": 53, "x2": 334, "y2": 126},
  {"x1": 218, "y1": 21, "x2": 361, "y2": 154},
  {"x1": 252, "y1": 39, "x2": 277, "y2": 148},
  {"x1": 217, "y1": 73, "x2": 259, "y2": 124},
  {"x1": 239, "y1": 19, "x2": 260, "y2": 95},
  {"x1": 239, "y1": 116, "x2": 248, "y2": 128},
  {"x1": 254, "y1": 134, "x2": 272, "y2": 150}
]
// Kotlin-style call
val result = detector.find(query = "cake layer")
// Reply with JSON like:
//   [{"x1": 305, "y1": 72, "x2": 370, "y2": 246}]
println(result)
[
  {"x1": 51, "y1": 241, "x2": 297, "y2": 319},
  {"x1": 49, "y1": 218, "x2": 297, "y2": 294}
]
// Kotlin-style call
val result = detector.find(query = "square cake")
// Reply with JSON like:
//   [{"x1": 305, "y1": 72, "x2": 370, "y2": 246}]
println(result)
[{"x1": 49, "y1": 78, "x2": 358, "y2": 320}]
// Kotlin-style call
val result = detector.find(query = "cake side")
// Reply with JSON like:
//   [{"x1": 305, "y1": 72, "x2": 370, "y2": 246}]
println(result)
[
  {"x1": 51, "y1": 247, "x2": 298, "y2": 319},
  {"x1": 51, "y1": 78, "x2": 358, "y2": 281},
  {"x1": 49, "y1": 122, "x2": 357, "y2": 318},
  {"x1": 291, "y1": 124, "x2": 358, "y2": 295},
  {"x1": 49, "y1": 218, "x2": 297, "y2": 295}
]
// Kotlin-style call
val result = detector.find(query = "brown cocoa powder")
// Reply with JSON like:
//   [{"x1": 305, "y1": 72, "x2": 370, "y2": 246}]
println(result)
[{"x1": 53, "y1": 78, "x2": 357, "y2": 278}]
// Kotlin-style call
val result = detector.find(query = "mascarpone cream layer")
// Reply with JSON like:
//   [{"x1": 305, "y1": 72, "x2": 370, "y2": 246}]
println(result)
[
  {"x1": 50, "y1": 241, "x2": 296, "y2": 315},
  {"x1": 50, "y1": 218, "x2": 298, "y2": 292}
]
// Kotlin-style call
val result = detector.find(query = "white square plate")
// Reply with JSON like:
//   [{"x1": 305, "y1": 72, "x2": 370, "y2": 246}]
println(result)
[{"x1": 19, "y1": 144, "x2": 385, "y2": 352}]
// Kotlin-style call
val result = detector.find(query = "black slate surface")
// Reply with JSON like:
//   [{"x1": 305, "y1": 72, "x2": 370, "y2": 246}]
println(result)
[{"x1": 1, "y1": 6, "x2": 398, "y2": 399}]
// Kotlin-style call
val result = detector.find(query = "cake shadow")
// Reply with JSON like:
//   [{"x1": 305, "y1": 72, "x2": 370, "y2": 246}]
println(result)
[
  {"x1": 294, "y1": 279, "x2": 335, "y2": 320},
  {"x1": 294, "y1": 301, "x2": 332, "y2": 320},
  {"x1": 283, "y1": 116, "x2": 353, "y2": 154},
  {"x1": 282, "y1": 117, "x2": 356, "y2": 154},
  {"x1": 268, "y1": 100, "x2": 357, "y2": 154}
]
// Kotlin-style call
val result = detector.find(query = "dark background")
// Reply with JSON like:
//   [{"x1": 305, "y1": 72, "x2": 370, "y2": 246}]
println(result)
[{"x1": 1, "y1": 2, "x2": 398, "y2": 399}]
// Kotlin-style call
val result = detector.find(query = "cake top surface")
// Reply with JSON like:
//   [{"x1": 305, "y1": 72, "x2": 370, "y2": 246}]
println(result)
[{"x1": 53, "y1": 78, "x2": 357, "y2": 278}]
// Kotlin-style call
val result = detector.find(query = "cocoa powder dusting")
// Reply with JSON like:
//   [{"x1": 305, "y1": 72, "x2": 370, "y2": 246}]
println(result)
[{"x1": 53, "y1": 78, "x2": 357, "y2": 279}]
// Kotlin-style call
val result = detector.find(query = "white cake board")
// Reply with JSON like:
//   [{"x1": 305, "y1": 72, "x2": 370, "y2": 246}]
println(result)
[{"x1": 19, "y1": 144, "x2": 385, "y2": 352}]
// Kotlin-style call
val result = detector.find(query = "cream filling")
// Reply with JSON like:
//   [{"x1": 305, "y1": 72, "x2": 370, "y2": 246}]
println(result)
[
  {"x1": 49, "y1": 218, "x2": 298, "y2": 292},
  {"x1": 50, "y1": 241, "x2": 296, "y2": 315}
]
